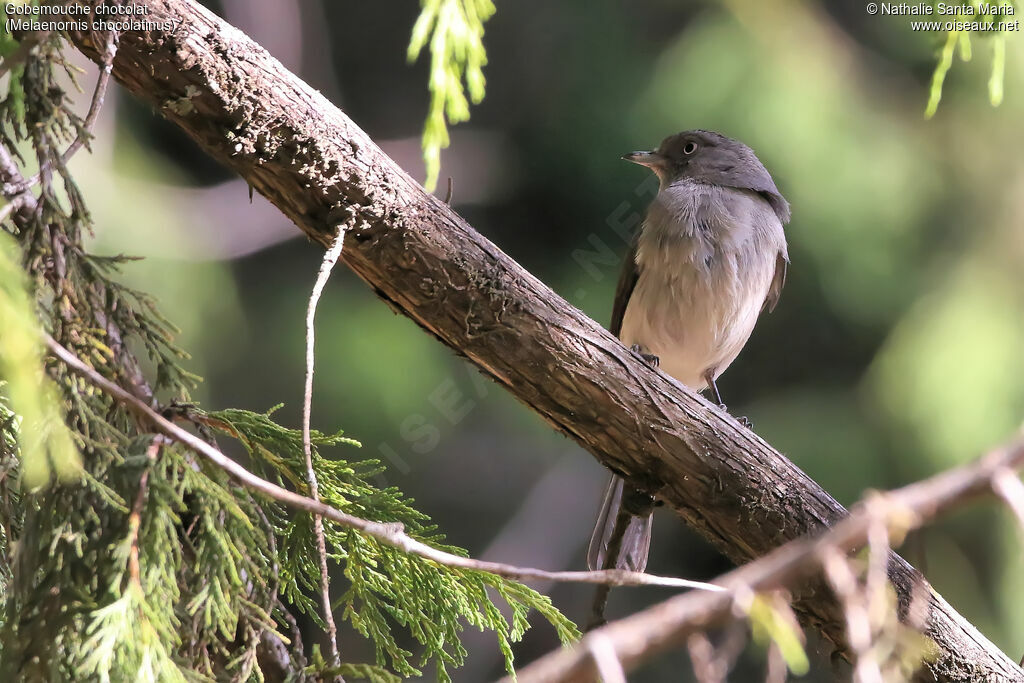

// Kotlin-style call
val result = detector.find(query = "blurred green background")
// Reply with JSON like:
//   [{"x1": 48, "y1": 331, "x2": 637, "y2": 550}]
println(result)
[{"x1": 66, "y1": 0, "x2": 1024, "y2": 679}]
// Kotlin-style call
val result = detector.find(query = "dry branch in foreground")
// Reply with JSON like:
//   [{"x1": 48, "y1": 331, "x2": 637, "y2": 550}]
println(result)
[
  {"x1": 508, "y1": 435, "x2": 1024, "y2": 682},
  {"x1": 57, "y1": 1, "x2": 1024, "y2": 680}
]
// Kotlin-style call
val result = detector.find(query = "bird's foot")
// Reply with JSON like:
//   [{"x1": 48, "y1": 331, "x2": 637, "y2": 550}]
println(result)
[
  {"x1": 629, "y1": 344, "x2": 659, "y2": 367},
  {"x1": 717, "y1": 404, "x2": 752, "y2": 429}
]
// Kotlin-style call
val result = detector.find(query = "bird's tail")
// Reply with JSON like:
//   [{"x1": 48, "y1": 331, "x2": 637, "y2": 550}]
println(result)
[{"x1": 587, "y1": 474, "x2": 654, "y2": 572}]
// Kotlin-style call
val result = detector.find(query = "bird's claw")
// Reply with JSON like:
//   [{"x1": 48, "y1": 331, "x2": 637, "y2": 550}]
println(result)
[
  {"x1": 717, "y1": 404, "x2": 752, "y2": 429},
  {"x1": 629, "y1": 344, "x2": 660, "y2": 367}
]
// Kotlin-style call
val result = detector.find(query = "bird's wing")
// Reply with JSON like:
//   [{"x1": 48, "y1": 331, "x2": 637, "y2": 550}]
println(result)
[
  {"x1": 609, "y1": 237, "x2": 640, "y2": 337},
  {"x1": 761, "y1": 250, "x2": 788, "y2": 314}
]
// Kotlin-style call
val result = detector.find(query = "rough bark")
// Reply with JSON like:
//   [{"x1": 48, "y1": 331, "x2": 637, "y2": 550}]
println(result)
[{"x1": 59, "y1": 1, "x2": 1023, "y2": 681}]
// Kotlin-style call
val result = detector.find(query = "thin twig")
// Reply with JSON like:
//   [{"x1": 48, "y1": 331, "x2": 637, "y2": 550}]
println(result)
[
  {"x1": 686, "y1": 632, "x2": 723, "y2": 683},
  {"x1": 586, "y1": 633, "x2": 627, "y2": 683},
  {"x1": 251, "y1": 495, "x2": 293, "y2": 676},
  {"x1": 302, "y1": 228, "x2": 346, "y2": 672},
  {"x1": 822, "y1": 546, "x2": 881, "y2": 683},
  {"x1": 993, "y1": 468, "x2": 1024, "y2": 533},
  {"x1": 764, "y1": 643, "x2": 786, "y2": 683},
  {"x1": 128, "y1": 437, "x2": 162, "y2": 586},
  {"x1": 0, "y1": 141, "x2": 31, "y2": 205},
  {"x1": 863, "y1": 509, "x2": 891, "y2": 652},
  {"x1": 44, "y1": 334, "x2": 725, "y2": 595},
  {"x1": 23, "y1": 34, "x2": 117, "y2": 191},
  {"x1": 0, "y1": 195, "x2": 31, "y2": 225},
  {"x1": 0, "y1": 83, "x2": 36, "y2": 222}
]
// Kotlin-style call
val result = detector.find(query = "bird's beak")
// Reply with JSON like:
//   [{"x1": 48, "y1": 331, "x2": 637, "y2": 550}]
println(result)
[{"x1": 622, "y1": 150, "x2": 664, "y2": 168}]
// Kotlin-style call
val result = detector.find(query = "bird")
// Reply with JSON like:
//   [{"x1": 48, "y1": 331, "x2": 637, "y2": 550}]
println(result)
[{"x1": 587, "y1": 129, "x2": 790, "y2": 574}]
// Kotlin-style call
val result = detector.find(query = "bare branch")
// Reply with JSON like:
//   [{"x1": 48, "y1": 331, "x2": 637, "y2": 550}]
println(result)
[
  {"x1": 63, "y1": 34, "x2": 117, "y2": 164},
  {"x1": 586, "y1": 633, "x2": 627, "y2": 683},
  {"x1": 44, "y1": 333, "x2": 725, "y2": 595},
  {"x1": 864, "y1": 509, "x2": 891, "y2": 633},
  {"x1": 822, "y1": 547, "x2": 881, "y2": 683},
  {"x1": 23, "y1": 34, "x2": 118, "y2": 191},
  {"x1": 993, "y1": 468, "x2": 1024, "y2": 534},
  {"x1": 302, "y1": 228, "x2": 346, "y2": 673},
  {"x1": 764, "y1": 643, "x2": 786, "y2": 683},
  {"x1": 0, "y1": 194, "x2": 33, "y2": 225},
  {"x1": 508, "y1": 433, "x2": 1024, "y2": 682},
  {"x1": 127, "y1": 437, "x2": 162, "y2": 587},
  {"x1": 686, "y1": 632, "x2": 723, "y2": 683},
  {"x1": 0, "y1": 137, "x2": 36, "y2": 221}
]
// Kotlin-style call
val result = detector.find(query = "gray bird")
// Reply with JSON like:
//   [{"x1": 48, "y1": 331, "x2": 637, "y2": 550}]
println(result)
[{"x1": 588, "y1": 130, "x2": 790, "y2": 573}]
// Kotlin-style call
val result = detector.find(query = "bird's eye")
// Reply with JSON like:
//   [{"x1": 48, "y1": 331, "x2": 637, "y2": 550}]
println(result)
[{"x1": 683, "y1": 141, "x2": 698, "y2": 155}]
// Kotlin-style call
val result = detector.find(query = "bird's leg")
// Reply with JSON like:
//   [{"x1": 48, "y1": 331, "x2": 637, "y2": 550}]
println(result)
[
  {"x1": 629, "y1": 344, "x2": 659, "y2": 367},
  {"x1": 703, "y1": 369, "x2": 752, "y2": 428},
  {"x1": 704, "y1": 369, "x2": 725, "y2": 405}
]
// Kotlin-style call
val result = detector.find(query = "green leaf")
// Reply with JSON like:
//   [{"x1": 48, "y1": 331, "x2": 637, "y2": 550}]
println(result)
[
  {"x1": 988, "y1": 35, "x2": 1005, "y2": 106},
  {"x1": 408, "y1": 0, "x2": 495, "y2": 190},
  {"x1": 924, "y1": 1, "x2": 1017, "y2": 118},
  {"x1": 0, "y1": 231, "x2": 81, "y2": 487},
  {"x1": 748, "y1": 594, "x2": 810, "y2": 676},
  {"x1": 925, "y1": 30, "x2": 959, "y2": 119}
]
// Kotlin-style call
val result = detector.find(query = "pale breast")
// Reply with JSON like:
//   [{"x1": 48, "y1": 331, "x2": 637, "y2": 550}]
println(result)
[{"x1": 619, "y1": 181, "x2": 786, "y2": 392}]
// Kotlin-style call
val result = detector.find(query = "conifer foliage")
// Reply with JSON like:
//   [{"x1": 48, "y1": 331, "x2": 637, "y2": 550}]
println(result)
[{"x1": 0, "y1": 32, "x2": 577, "y2": 682}]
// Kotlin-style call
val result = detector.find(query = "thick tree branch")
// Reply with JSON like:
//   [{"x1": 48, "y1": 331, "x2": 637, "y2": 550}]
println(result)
[{"x1": 58, "y1": 2, "x2": 1024, "y2": 680}]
